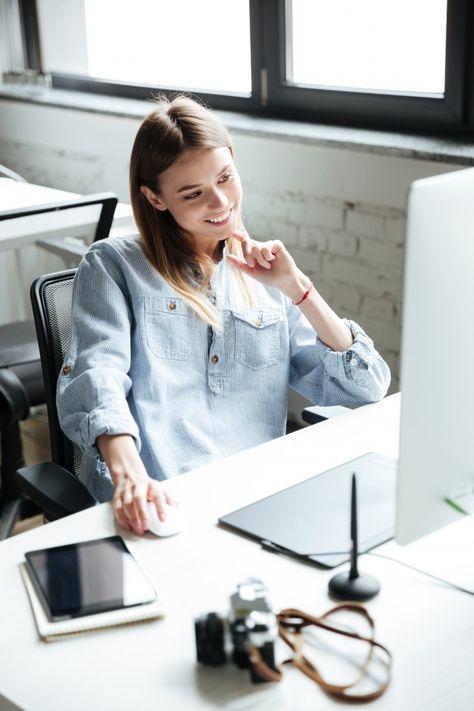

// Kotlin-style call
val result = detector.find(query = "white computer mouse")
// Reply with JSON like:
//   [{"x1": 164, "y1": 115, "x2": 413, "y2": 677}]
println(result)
[{"x1": 146, "y1": 501, "x2": 182, "y2": 537}]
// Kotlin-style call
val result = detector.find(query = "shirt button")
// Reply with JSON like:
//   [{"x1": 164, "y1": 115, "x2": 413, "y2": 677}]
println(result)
[
  {"x1": 168, "y1": 301, "x2": 176, "y2": 311},
  {"x1": 63, "y1": 366, "x2": 71, "y2": 375},
  {"x1": 255, "y1": 317, "x2": 263, "y2": 327},
  {"x1": 350, "y1": 357, "x2": 357, "y2": 366},
  {"x1": 211, "y1": 355, "x2": 219, "y2": 364}
]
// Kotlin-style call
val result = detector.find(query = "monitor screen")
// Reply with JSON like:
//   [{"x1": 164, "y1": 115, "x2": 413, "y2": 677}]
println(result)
[{"x1": 396, "y1": 167, "x2": 474, "y2": 544}]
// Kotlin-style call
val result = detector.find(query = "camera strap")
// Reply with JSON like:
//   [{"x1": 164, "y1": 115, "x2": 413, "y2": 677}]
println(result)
[{"x1": 249, "y1": 603, "x2": 392, "y2": 701}]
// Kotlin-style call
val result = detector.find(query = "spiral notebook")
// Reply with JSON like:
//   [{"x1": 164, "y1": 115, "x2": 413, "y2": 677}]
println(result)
[{"x1": 20, "y1": 563, "x2": 163, "y2": 642}]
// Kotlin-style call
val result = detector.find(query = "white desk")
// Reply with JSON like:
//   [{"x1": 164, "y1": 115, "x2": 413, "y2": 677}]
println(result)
[
  {"x1": 0, "y1": 178, "x2": 136, "y2": 323},
  {"x1": 0, "y1": 178, "x2": 135, "y2": 249},
  {"x1": 0, "y1": 394, "x2": 473, "y2": 711}
]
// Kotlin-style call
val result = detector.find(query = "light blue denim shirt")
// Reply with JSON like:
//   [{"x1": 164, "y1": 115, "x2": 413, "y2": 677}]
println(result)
[{"x1": 57, "y1": 235, "x2": 390, "y2": 501}]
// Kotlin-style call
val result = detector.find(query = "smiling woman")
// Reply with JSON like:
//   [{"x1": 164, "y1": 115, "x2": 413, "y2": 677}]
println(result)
[
  {"x1": 129, "y1": 96, "x2": 252, "y2": 325},
  {"x1": 140, "y1": 148, "x2": 242, "y2": 259},
  {"x1": 56, "y1": 95, "x2": 391, "y2": 536}
]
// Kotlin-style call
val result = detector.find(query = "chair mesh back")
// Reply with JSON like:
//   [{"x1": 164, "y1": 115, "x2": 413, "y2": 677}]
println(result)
[
  {"x1": 42, "y1": 280, "x2": 74, "y2": 372},
  {"x1": 38, "y1": 275, "x2": 83, "y2": 477}
]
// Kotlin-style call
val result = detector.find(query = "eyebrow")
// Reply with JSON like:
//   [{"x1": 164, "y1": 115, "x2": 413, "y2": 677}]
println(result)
[{"x1": 176, "y1": 164, "x2": 232, "y2": 194}]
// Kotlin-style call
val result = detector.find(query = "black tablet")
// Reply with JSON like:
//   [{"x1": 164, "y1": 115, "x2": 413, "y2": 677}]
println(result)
[
  {"x1": 219, "y1": 452, "x2": 397, "y2": 568},
  {"x1": 24, "y1": 535, "x2": 157, "y2": 621}
]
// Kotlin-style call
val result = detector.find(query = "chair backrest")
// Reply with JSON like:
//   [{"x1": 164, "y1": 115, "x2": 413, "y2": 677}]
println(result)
[{"x1": 30, "y1": 270, "x2": 82, "y2": 476}]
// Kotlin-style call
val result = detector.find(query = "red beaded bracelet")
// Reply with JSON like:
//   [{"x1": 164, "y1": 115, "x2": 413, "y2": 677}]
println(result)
[{"x1": 292, "y1": 282, "x2": 313, "y2": 305}]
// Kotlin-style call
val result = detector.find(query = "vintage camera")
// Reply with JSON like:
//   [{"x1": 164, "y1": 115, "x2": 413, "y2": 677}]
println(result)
[{"x1": 194, "y1": 577, "x2": 279, "y2": 683}]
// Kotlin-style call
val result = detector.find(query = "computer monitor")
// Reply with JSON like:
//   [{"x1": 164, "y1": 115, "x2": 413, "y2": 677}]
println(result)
[{"x1": 396, "y1": 167, "x2": 474, "y2": 544}]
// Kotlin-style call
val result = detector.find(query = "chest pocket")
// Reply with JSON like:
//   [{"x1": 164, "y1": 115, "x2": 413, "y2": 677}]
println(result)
[
  {"x1": 233, "y1": 309, "x2": 282, "y2": 370},
  {"x1": 144, "y1": 296, "x2": 195, "y2": 360}
]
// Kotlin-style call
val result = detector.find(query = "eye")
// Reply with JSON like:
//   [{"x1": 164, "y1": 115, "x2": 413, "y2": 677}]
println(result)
[
  {"x1": 183, "y1": 191, "x2": 201, "y2": 201},
  {"x1": 218, "y1": 171, "x2": 233, "y2": 183}
]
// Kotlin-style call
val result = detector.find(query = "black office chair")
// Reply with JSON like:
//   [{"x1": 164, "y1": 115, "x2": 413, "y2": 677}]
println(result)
[
  {"x1": 14, "y1": 270, "x2": 98, "y2": 521},
  {"x1": 0, "y1": 192, "x2": 117, "y2": 537}
]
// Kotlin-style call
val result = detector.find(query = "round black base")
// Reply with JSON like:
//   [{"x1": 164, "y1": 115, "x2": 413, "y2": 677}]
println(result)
[{"x1": 328, "y1": 571, "x2": 381, "y2": 601}]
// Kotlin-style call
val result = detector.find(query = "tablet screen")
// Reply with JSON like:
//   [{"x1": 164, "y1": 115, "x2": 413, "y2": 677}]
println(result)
[{"x1": 24, "y1": 536, "x2": 157, "y2": 620}]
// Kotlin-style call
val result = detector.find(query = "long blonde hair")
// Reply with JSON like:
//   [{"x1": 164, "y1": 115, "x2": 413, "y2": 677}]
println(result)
[{"x1": 129, "y1": 95, "x2": 252, "y2": 325}]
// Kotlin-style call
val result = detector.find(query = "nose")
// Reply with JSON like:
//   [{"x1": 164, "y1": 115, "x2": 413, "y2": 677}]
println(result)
[{"x1": 207, "y1": 187, "x2": 228, "y2": 212}]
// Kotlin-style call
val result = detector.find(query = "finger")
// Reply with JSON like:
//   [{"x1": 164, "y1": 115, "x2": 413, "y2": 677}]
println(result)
[
  {"x1": 132, "y1": 485, "x2": 150, "y2": 534},
  {"x1": 231, "y1": 230, "x2": 247, "y2": 243},
  {"x1": 113, "y1": 497, "x2": 131, "y2": 531},
  {"x1": 149, "y1": 484, "x2": 168, "y2": 522},
  {"x1": 250, "y1": 244, "x2": 272, "y2": 270},
  {"x1": 164, "y1": 490, "x2": 177, "y2": 507},
  {"x1": 242, "y1": 239, "x2": 256, "y2": 268},
  {"x1": 123, "y1": 486, "x2": 145, "y2": 534},
  {"x1": 272, "y1": 240, "x2": 284, "y2": 253},
  {"x1": 232, "y1": 230, "x2": 254, "y2": 263},
  {"x1": 226, "y1": 254, "x2": 254, "y2": 275},
  {"x1": 121, "y1": 486, "x2": 135, "y2": 527},
  {"x1": 261, "y1": 246, "x2": 275, "y2": 262}
]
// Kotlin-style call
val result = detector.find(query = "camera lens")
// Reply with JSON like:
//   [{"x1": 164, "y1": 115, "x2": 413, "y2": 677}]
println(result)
[{"x1": 195, "y1": 612, "x2": 226, "y2": 666}]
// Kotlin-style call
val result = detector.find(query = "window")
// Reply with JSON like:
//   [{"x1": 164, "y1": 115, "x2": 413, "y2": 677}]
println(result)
[
  {"x1": 40, "y1": 0, "x2": 251, "y2": 95},
  {"x1": 19, "y1": 0, "x2": 474, "y2": 132},
  {"x1": 287, "y1": 0, "x2": 447, "y2": 95}
]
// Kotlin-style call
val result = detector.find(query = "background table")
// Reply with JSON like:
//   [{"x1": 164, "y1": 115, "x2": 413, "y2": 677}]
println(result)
[
  {"x1": 0, "y1": 394, "x2": 473, "y2": 711},
  {"x1": 0, "y1": 178, "x2": 136, "y2": 324}
]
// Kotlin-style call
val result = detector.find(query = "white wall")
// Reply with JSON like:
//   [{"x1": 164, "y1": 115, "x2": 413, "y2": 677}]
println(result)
[{"x1": 0, "y1": 98, "x2": 461, "y2": 418}]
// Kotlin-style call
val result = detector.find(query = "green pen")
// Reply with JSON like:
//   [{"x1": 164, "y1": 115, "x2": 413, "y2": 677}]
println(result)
[{"x1": 444, "y1": 497, "x2": 469, "y2": 516}]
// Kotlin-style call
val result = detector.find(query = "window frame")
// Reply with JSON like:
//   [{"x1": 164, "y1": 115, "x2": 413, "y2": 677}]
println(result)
[
  {"x1": 26, "y1": 0, "x2": 263, "y2": 113},
  {"x1": 20, "y1": 0, "x2": 474, "y2": 134},
  {"x1": 261, "y1": 0, "x2": 471, "y2": 133}
]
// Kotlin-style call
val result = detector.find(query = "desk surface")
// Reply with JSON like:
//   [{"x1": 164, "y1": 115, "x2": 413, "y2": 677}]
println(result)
[
  {"x1": 0, "y1": 394, "x2": 473, "y2": 711},
  {"x1": 0, "y1": 177, "x2": 132, "y2": 217},
  {"x1": 0, "y1": 178, "x2": 135, "y2": 249},
  {"x1": 0, "y1": 178, "x2": 136, "y2": 324}
]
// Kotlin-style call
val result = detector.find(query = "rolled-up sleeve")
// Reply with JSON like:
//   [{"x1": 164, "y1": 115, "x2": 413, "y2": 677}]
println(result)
[
  {"x1": 288, "y1": 304, "x2": 391, "y2": 406},
  {"x1": 56, "y1": 243, "x2": 141, "y2": 458}
]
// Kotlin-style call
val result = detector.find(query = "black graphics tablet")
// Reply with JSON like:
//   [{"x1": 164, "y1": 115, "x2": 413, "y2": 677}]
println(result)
[
  {"x1": 24, "y1": 535, "x2": 157, "y2": 621},
  {"x1": 219, "y1": 452, "x2": 397, "y2": 568}
]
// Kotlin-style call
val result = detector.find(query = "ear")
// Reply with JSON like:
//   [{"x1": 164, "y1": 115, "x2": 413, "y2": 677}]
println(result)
[{"x1": 140, "y1": 185, "x2": 168, "y2": 212}]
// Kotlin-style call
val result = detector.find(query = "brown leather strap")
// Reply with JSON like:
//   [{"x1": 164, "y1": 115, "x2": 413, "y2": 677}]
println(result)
[
  {"x1": 247, "y1": 603, "x2": 392, "y2": 701},
  {"x1": 277, "y1": 604, "x2": 392, "y2": 701},
  {"x1": 247, "y1": 646, "x2": 283, "y2": 683}
]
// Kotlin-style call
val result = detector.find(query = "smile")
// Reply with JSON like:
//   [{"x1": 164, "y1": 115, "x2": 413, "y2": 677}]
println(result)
[{"x1": 205, "y1": 208, "x2": 232, "y2": 225}]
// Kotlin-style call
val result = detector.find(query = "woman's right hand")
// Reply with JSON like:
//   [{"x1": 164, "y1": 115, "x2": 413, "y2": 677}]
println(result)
[{"x1": 96, "y1": 433, "x2": 174, "y2": 535}]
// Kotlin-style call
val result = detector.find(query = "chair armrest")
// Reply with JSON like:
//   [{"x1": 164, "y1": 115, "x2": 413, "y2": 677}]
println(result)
[
  {"x1": 302, "y1": 405, "x2": 352, "y2": 425},
  {"x1": 0, "y1": 368, "x2": 30, "y2": 421},
  {"x1": 15, "y1": 462, "x2": 98, "y2": 521}
]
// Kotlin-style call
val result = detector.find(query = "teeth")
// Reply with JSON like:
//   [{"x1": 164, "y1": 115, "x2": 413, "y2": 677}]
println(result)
[{"x1": 207, "y1": 210, "x2": 230, "y2": 223}]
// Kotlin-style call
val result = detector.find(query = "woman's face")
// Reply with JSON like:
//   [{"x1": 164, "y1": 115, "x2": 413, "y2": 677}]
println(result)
[{"x1": 141, "y1": 146, "x2": 242, "y2": 258}]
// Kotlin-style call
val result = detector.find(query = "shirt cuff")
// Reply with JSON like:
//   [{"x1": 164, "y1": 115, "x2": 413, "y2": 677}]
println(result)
[
  {"x1": 318, "y1": 319, "x2": 377, "y2": 381},
  {"x1": 80, "y1": 409, "x2": 141, "y2": 458}
]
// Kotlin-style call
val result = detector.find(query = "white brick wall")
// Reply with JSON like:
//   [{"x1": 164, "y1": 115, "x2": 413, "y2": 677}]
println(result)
[
  {"x1": 0, "y1": 99, "x2": 463, "y2": 420},
  {"x1": 235, "y1": 135, "x2": 462, "y2": 410}
]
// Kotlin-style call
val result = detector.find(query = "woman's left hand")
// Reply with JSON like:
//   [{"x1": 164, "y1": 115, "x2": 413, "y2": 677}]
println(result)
[{"x1": 227, "y1": 231, "x2": 304, "y2": 296}]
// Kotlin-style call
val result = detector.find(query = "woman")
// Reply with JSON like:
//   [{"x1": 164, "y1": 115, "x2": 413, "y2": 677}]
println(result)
[{"x1": 57, "y1": 96, "x2": 390, "y2": 535}]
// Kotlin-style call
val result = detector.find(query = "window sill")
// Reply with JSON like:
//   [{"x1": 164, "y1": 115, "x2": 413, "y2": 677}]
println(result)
[{"x1": 1, "y1": 84, "x2": 474, "y2": 166}]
